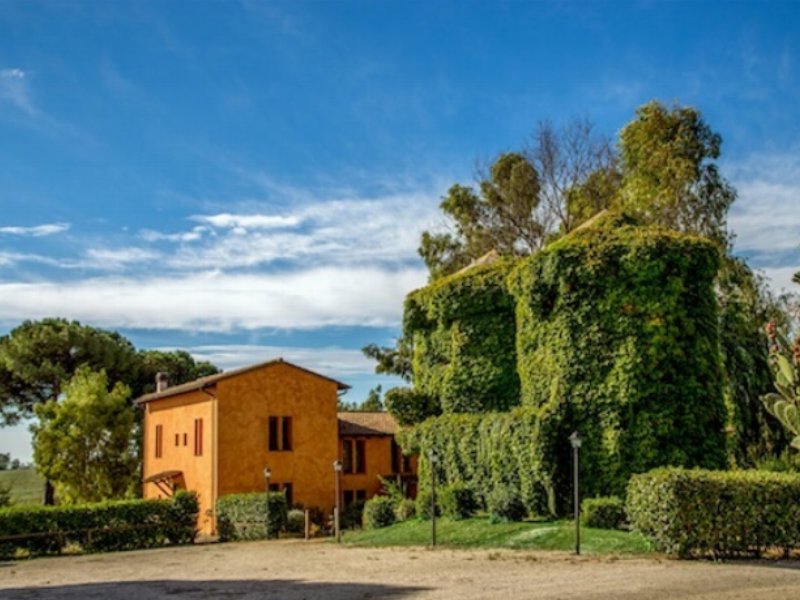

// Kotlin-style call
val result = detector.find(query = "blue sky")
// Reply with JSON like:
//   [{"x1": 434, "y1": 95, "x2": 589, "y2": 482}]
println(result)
[{"x1": 1, "y1": 0, "x2": 799, "y2": 461}]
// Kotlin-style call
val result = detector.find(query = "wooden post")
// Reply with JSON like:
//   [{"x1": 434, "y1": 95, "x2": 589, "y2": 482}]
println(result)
[{"x1": 304, "y1": 509, "x2": 310, "y2": 541}]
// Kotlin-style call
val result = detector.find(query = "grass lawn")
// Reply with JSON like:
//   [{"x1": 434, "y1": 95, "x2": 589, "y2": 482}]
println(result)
[
  {"x1": 0, "y1": 468, "x2": 44, "y2": 506},
  {"x1": 343, "y1": 517, "x2": 653, "y2": 555}
]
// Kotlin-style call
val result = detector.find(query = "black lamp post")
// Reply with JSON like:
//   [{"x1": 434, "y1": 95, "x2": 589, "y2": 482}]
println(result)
[
  {"x1": 333, "y1": 459, "x2": 343, "y2": 543},
  {"x1": 263, "y1": 465, "x2": 272, "y2": 540},
  {"x1": 429, "y1": 451, "x2": 438, "y2": 548},
  {"x1": 568, "y1": 431, "x2": 582, "y2": 556}
]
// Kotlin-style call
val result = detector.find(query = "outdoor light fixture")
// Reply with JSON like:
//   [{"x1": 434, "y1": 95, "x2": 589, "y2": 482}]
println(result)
[
  {"x1": 264, "y1": 465, "x2": 272, "y2": 541},
  {"x1": 429, "y1": 451, "x2": 438, "y2": 548},
  {"x1": 333, "y1": 460, "x2": 343, "y2": 543},
  {"x1": 568, "y1": 431, "x2": 581, "y2": 555}
]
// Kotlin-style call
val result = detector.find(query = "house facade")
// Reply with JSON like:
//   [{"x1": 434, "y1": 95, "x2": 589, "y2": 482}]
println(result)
[{"x1": 137, "y1": 358, "x2": 415, "y2": 534}]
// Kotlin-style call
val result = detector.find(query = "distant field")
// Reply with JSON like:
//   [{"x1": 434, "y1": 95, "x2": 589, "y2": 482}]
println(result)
[{"x1": 0, "y1": 468, "x2": 44, "y2": 506}]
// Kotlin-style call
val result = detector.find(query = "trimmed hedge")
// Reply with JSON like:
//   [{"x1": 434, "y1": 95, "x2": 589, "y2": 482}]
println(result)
[
  {"x1": 627, "y1": 468, "x2": 800, "y2": 557},
  {"x1": 363, "y1": 496, "x2": 396, "y2": 529},
  {"x1": 0, "y1": 491, "x2": 198, "y2": 558},
  {"x1": 487, "y1": 485, "x2": 527, "y2": 522},
  {"x1": 216, "y1": 492, "x2": 288, "y2": 541},
  {"x1": 581, "y1": 496, "x2": 625, "y2": 530},
  {"x1": 440, "y1": 483, "x2": 479, "y2": 520},
  {"x1": 404, "y1": 258, "x2": 520, "y2": 414},
  {"x1": 508, "y1": 214, "x2": 727, "y2": 508}
]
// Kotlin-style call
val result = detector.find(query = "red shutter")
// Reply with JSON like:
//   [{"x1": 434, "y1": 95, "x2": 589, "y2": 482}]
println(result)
[
  {"x1": 194, "y1": 418, "x2": 203, "y2": 456},
  {"x1": 155, "y1": 425, "x2": 163, "y2": 458}
]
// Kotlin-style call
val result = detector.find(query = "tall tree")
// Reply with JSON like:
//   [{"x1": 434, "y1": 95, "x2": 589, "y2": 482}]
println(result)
[
  {"x1": 618, "y1": 100, "x2": 736, "y2": 245},
  {"x1": 32, "y1": 368, "x2": 138, "y2": 503},
  {"x1": 135, "y1": 349, "x2": 219, "y2": 396}
]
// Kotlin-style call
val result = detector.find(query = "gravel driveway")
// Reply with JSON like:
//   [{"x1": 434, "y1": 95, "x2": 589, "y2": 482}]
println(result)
[{"x1": 2, "y1": 540, "x2": 800, "y2": 599}]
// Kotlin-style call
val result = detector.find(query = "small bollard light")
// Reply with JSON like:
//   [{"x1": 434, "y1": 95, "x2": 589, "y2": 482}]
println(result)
[
  {"x1": 569, "y1": 431, "x2": 582, "y2": 556},
  {"x1": 429, "y1": 451, "x2": 438, "y2": 548},
  {"x1": 333, "y1": 459, "x2": 343, "y2": 543},
  {"x1": 263, "y1": 465, "x2": 272, "y2": 540}
]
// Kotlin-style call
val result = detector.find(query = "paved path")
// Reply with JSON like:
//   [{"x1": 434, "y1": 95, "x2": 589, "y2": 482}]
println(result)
[{"x1": 2, "y1": 540, "x2": 800, "y2": 599}]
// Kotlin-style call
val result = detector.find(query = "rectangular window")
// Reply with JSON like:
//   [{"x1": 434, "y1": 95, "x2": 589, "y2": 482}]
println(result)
[
  {"x1": 183, "y1": 433, "x2": 188, "y2": 446},
  {"x1": 391, "y1": 439, "x2": 400, "y2": 473},
  {"x1": 155, "y1": 425, "x2": 163, "y2": 458},
  {"x1": 342, "y1": 439, "x2": 354, "y2": 474},
  {"x1": 343, "y1": 490, "x2": 354, "y2": 506},
  {"x1": 356, "y1": 490, "x2": 366, "y2": 502},
  {"x1": 175, "y1": 433, "x2": 180, "y2": 447},
  {"x1": 269, "y1": 483, "x2": 280, "y2": 493},
  {"x1": 282, "y1": 417, "x2": 292, "y2": 451},
  {"x1": 355, "y1": 439, "x2": 366, "y2": 474},
  {"x1": 402, "y1": 454, "x2": 412, "y2": 474},
  {"x1": 194, "y1": 418, "x2": 203, "y2": 456},
  {"x1": 268, "y1": 417, "x2": 279, "y2": 451},
  {"x1": 283, "y1": 482, "x2": 293, "y2": 506}
]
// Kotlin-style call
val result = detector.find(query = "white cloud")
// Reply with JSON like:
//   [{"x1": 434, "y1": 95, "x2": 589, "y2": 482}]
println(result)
[
  {"x1": 191, "y1": 213, "x2": 303, "y2": 230},
  {"x1": 0, "y1": 222, "x2": 70, "y2": 237},
  {"x1": 84, "y1": 247, "x2": 162, "y2": 267},
  {"x1": 173, "y1": 344, "x2": 374, "y2": 376},
  {"x1": 0, "y1": 68, "x2": 35, "y2": 115},
  {"x1": 139, "y1": 226, "x2": 207, "y2": 243},
  {"x1": 0, "y1": 266, "x2": 427, "y2": 331}
]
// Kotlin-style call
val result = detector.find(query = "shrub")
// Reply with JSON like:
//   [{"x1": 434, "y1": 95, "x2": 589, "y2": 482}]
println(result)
[
  {"x1": 487, "y1": 485, "x2": 527, "y2": 522},
  {"x1": 440, "y1": 483, "x2": 479, "y2": 520},
  {"x1": 286, "y1": 509, "x2": 305, "y2": 534},
  {"x1": 363, "y1": 496, "x2": 396, "y2": 529},
  {"x1": 216, "y1": 492, "x2": 287, "y2": 542},
  {"x1": 0, "y1": 484, "x2": 10, "y2": 508},
  {"x1": 581, "y1": 496, "x2": 626, "y2": 530},
  {"x1": 0, "y1": 491, "x2": 198, "y2": 558},
  {"x1": 341, "y1": 500, "x2": 365, "y2": 530},
  {"x1": 404, "y1": 258, "x2": 520, "y2": 414},
  {"x1": 395, "y1": 498, "x2": 416, "y2": 521},
  {"x1": 415, "y1": 488, "x2": 440, "y2": 520},
  {"x1": 384, "y1": 387, "x2": 441, "y2": 427},
  {"x1": 627, "y1": 468, "x2": 800, "y2": 557}
]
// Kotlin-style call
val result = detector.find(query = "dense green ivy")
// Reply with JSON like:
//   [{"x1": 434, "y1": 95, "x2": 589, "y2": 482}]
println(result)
[
  {"x1": 402, "y1": 214, "x2": 729, "y2": 514},
  {"x1": 404, "y1": 258, "x2": 520, "y2": 413}
]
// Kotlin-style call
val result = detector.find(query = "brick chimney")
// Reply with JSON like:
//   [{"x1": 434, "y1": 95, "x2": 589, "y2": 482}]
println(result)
[{"x1": 156, "y1": 372, "x2": 169, "y2": 393}]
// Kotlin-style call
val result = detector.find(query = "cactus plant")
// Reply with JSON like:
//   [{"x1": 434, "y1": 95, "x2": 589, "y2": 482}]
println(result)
[{"x1": 762, "y1": 321, "x2": 800, "y2": 450}]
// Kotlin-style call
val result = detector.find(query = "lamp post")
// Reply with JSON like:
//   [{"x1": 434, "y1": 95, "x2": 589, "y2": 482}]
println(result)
[
  {"x1": 333, "y1": 459, "x2": 343, "y2": 543},
  {"x1": 263, "y1": 465, "x2": 272, "y2": 541},
  {"x1": 429, "y1": 451, "x2": 438, "y2": 548},
  {"x1": 568, "y1": 431, "x2": 582, "y2": 556}
]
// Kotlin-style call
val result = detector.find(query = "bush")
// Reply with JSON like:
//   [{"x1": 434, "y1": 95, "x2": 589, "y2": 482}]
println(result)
[
  {"x1": 286, "y1": 509, "x2": 306, "y2": 534},
  {"x1": 0, "y1": 491, "x2": 198, "y2": 558},
  {"x1": 216, "y1": 492, "x2": 288, "y2": 542},
  {"x1": 341, "y1": 500, "x2": 365, "y2": 530},
  {"x1": 363, "y1": 496, "x2": 396, "y2": 529},
  {"x1": 487, "y1": 485, "x2": 527, "y2": 522},
  {"x1": 627, "y1": 468, "x2": 800, "y2": 557},
  {"x1": 440, "y1": 483, "x2": 479, "y2": 520},
  {"x1": 384, "y1": 387, "x2": 441, "y2": 427},
  {"x1": 0, "y1": 484, "x2": 10, "y2": 508},
  {"x1": 395, "y1": 498, "x2": 416, "y2": 521},
  {"x1": 581, "y1": 496, "x2": 625, "y2": 530},
  {"x1": 415, "y1": 488, "x2": 440, "y2": 520}
]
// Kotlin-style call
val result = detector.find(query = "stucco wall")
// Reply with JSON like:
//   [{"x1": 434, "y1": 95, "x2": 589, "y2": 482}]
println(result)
[
  {"x1": 142, "y1": 390, "x2": 215, "y2": 533},
  {"x1": 216, "y1": 362, "x2": 341, "y2": 516}
]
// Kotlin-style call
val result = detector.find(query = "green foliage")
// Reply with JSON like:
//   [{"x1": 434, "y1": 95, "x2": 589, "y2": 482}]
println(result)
[
  {"x1": 415, "y1": 488, "x2": 440, "y2": 520},
  {"x1": 0, "y1": 491, "x2": 197, "y2": 558},
  {"x1": 508, "y1": 214, "x2": 727, "y2": 508},
  {"x1": 341, "y1": 500, "x2": 365, "y2": 530},
  {"x1": 399, "y1": 408, "x2": 549, "y2": 517},
  {"x1": 362, "y1": 496, "x2": 396, "y2": 529},
  {"x1": 627, "y1": 468, "x2": 800, "y2": 557},
  {"x1": 362, "y1": 342, "x2": 413, "y2": 382},
  {"x1": 618, "y1": 101, "x2": 735, "y2": 246},
  {"x1": 338, "y1": 385, "x2": 384, "y2": 412},
  {"x1": 32, "y1": 368, "x2": 138, "y2": 504},
  {"x1": 135, "y1": 349, "x2": 219, "y2": 396},
  {"x1": 384, "y1": 387, "x2": 440, "y2": 426},
  {"x1": 0, "y1": 483, "x2": 10, "y2": 508},
  {"x1": 404, "y1": 258, "x2": 520, "y2": 413},
  {"x1": 395, "y1": 498, "x2": 416, "y2": 521},
  {"x1": 762, "y1": 319, "x2": 800, "y2": 450},
  {"x1": 439, "y1": 483, "x2": 479, "y2": 520},
  {"x1": 581, "y1": 496, "x2": 626, "y2": 530},
  {"x1": 487, "y1": 485, "x2": 527, "y2": 522},
  {"x1": 286, "y1": 509, "x2": 306, "y2": 534},
  {"x1": 418, "y1": 153, "x2": 544, "y2": 281},
  {"x1": 216, "y1": 492, "x2": 288, "y2": 541}
]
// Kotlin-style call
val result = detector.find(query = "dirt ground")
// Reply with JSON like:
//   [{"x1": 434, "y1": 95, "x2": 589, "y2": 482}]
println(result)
[{"x1": 2, "y1": 540, "x2": 800, "y2": 599}]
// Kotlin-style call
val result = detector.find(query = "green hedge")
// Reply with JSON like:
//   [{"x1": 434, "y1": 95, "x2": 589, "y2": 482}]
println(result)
[
  {"x1": 627, "y1": 468, "x2": 800, "y2": 557},
  {"x1": 363, "y1": 496, "x2": 396, "y2": 529},
  {"x1": 216, "y1": 492, "x2": 288, "y2": 541},
  {"x1": 439, "y1": 483, "x2": 479, "y2": 520},
  {"x1": 404, "y1": 258, "x2": 520, "y2": 414},
  {"x1": 581, "y1": 496, "x2": 626, "y2": 530},
  {"x1": 398, "y1": 408, "x2": 552, "y2": 516},
  {"x1": 508, "y1": 214, "x2": 727, "y2": 508},
  {"x1": 0, "y1": 491, "x2": 198, "y2": 558}
]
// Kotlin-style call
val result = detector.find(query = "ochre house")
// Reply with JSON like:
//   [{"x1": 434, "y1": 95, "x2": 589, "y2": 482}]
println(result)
[{"x1": 136, "y1": 358, "x2": 416, "y2": 534}]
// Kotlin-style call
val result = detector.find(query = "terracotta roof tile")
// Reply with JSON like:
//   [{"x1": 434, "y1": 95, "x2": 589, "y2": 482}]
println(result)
[{"x1": 337, "y1": 412, "x2": 398, "y2": 436}]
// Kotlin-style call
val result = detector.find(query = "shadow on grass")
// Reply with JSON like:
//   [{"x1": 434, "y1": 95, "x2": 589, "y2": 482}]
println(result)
[{"x1": 0, "y1": 579, "x2": 428, "y2": 599}]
